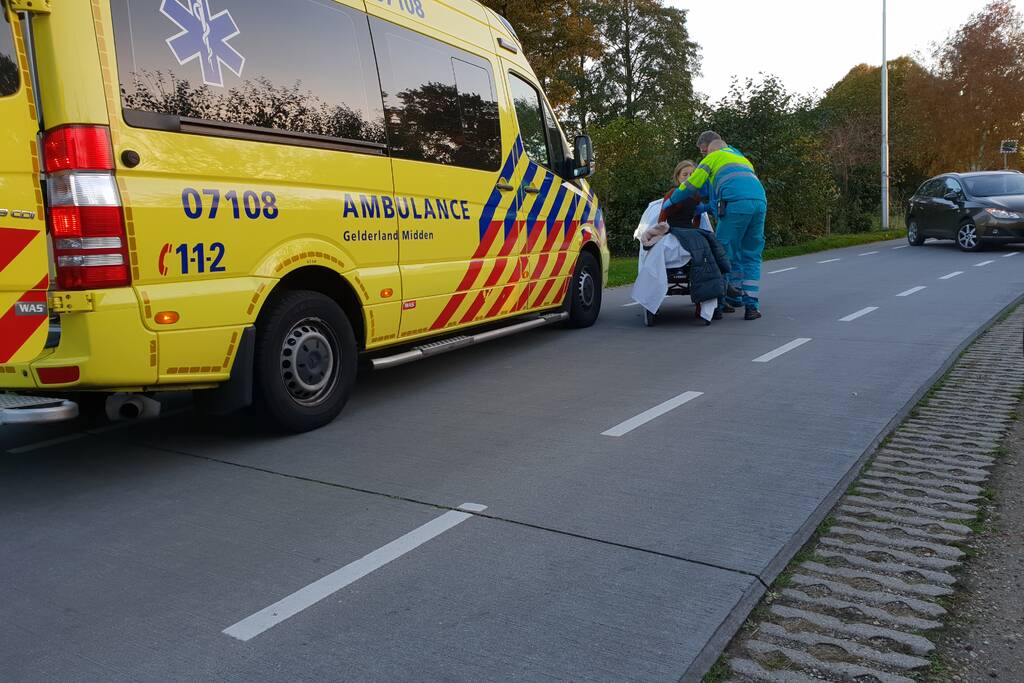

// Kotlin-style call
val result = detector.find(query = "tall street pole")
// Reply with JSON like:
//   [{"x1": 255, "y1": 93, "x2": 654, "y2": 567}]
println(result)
[{"x1": 881, "y1": 0, "x2": 890, "y2": 230}]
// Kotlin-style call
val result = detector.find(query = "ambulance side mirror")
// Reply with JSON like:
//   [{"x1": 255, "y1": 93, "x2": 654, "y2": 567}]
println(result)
[{"x1": 573, "y1": 135, "x2": 594, "y2": 178}]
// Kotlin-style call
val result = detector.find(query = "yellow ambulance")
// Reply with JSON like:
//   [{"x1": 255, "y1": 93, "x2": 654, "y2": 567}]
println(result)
[{"x1": 0, "y1": 0, "x2": 607, "y2": 432}]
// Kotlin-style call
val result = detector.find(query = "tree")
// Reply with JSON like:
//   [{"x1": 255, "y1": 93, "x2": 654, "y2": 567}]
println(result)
[
  {"x1": 819, "y1": 58, "x2": 933, "y2": 230},
  {"x1": 0, "y1": 53, "x2": 16, "y2": 96},
  {"x1": 927, "y1": 0, "x2": 1024, "y2": 171},
  {"x1": 477, "y1": 0, "x2": 601, "y2": 114},
  {"x1": 703, "y1": 76, "x2": 837, "y2": 244},
  {"x1": 591, "y1": 0, "x2": 700, "y2": 125}
]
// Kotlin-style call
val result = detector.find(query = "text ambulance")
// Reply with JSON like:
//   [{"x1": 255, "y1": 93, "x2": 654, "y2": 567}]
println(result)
[{"x1": 0, "y1": 0, "x2": 607, "y2": 432}]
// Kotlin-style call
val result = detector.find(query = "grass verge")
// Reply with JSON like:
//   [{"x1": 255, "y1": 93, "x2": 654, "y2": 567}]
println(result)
[{"x1": 607, "y1": 229, "x2": 904, "y2": 288}]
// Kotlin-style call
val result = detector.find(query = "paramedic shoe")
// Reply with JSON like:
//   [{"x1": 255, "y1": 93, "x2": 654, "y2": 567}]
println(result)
[
  {"x1": 744, "y1": 307, "x2": 762, "y2": 320},
  {"x1": 720, "y1": 303, "x2": 736, "y2": 314},
  {"x1": 726, "y1": 285, "x2": 743, "y2": 300},
  {"x1": 712, "y1": 309, "x2": 723, "y2": 320}
]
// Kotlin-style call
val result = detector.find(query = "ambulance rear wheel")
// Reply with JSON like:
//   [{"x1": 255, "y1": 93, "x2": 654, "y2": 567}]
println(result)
[
  {"x1": 566, "y1": 251, "x2": 602, "y2": 328},
  {"x1": 254, "y1": 290, "x2": 357, "y2": 433}
]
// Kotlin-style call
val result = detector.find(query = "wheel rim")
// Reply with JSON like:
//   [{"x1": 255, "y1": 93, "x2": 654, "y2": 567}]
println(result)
[
  {"x1": 958, "y1": 224, "x2": 977, "y2": 249},
  {"x1": 279, "y1": 317, "x2": 340, "y2": 407},
  {"x1": 577, "y1": 269, "x2": 596, "y2": 309},
  {"x1": 908, "y1": 222, "x2": 918, "y2": 242}
]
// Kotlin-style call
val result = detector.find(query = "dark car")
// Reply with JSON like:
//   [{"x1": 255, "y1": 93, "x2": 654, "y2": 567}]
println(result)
[{"x1": 906, "y1": 171, "x2": 1024, "y2": 251}]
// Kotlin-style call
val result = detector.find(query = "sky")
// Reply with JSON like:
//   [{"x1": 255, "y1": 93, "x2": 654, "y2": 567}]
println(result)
[{"x1": 669, "y1": 0, "x2": 1024, "y2": 101}]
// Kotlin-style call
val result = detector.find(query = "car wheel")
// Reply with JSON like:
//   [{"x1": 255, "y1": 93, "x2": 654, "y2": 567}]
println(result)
[
  {"x1": 956, "y1": 221, "x2": 984, "y2": 252},
  {"x1": 907, "y1": 219, "x2": 925, "y2": 246},
  {"x1": 565, "y1": 250, "x2": 602, "y2": 328},
  {"x1": 644, "y1": 309, "x2": 656, "y2": 327},
  {"x1": 253, "y1": 290, "x2": 357, "y2": 433}
]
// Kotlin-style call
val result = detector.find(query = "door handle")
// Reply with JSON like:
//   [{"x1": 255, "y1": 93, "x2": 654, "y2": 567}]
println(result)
[
  {"x1": 523, "y1": 185, "x2": 541, "y2": 194},
  {"x1": 496, "y1": 181, "x2": 515, "y2": 192}
]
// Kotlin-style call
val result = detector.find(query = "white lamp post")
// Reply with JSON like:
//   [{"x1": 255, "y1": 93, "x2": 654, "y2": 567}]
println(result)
[{"x1": 881, "y1": 0, "x2": 890, "y2": 230}]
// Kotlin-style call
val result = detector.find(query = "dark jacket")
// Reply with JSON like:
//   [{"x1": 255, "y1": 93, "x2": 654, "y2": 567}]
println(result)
[{"x1": 669, "y1": 228, "x2": 732, "y2": 304}]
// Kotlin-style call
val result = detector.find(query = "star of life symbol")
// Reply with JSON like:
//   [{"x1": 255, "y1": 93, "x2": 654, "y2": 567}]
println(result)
[{"x1": 160, "y1": 0, "x2": 245, "y2": 87}]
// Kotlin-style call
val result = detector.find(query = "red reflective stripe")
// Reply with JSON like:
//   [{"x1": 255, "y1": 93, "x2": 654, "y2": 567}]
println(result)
[
  {"x1": 553, "y1": 277, "x2": 571, "y2": 304},
  {"x1": 483, "y1": 257, "x2": 509, "y2": 288},
  {"x1": 431, "y1": 292, "x2": 468, "y2": 330},
  {"x1": 473, "y1": 221, "x2": 502, "y2": 259},
  {"x1": 454, "y1": 259, "x2": 484, "y2": 293},
  {"x1": 0, "y1": 288, "x2": 47, "y2": 363},
  {"x1": 531, "y1": 254, "x2": 549, "y2": 281},
  {"x1": 524, "y1": 220, "x2": 545, "y2": 253},
  {"x1": 559, "y1": 220, "x2": 578, "y2": 251},
  {"x1": 484, "y1": 259, "x2": 524, "y2": 319},
  {"x1": 485, "y1": 285, "x2": 515, "y2": 318},
  {"x1": 531, "y1": 279, "x2": 556, "y2": 309},
  {"x1": 541, "y1": 221, "x2": 563, "y2": 253},
  {"x1": 435, "y1": 220, "x2": 502, "y2": 328},
  {"x1": 497, "y1": 221, "x2": 522, "y2": 257},
  {"x1": 0, "y1": 227, "x2": 37, "y2": 272},
  {"x1": 549, "y1": 251, "x2": 569, "y2": 278},
  {"x1": 513, "y1": 281, "x2": 536, "y2": 312},
  {"x1": 458, "y1": 291, "x2": 488, "y2": 325}
]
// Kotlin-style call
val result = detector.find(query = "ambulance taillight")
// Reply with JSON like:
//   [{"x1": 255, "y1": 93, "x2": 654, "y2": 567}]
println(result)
[{"x1": 43, "y1": 125, "x2": 131, "y2": 290}]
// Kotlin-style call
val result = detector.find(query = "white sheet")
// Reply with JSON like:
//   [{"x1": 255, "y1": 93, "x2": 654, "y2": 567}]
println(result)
[{"x1": 631, "y1": 232, "x2": 718, "y2": 321}]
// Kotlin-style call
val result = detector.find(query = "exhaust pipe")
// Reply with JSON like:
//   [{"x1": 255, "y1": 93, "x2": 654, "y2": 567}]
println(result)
[{"x1": 105, "y1": 393, "x2": 161, "y2": 422}]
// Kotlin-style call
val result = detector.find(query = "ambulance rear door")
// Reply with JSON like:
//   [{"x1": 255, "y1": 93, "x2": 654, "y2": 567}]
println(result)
[{"x1": 0, "y1": 5, "x2": 49, "y2": 366}]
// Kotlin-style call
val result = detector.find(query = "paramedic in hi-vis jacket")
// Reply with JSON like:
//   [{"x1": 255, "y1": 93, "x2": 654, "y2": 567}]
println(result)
[{"x1": 662, "y1": 131, "x2": 768, "y2": 320}]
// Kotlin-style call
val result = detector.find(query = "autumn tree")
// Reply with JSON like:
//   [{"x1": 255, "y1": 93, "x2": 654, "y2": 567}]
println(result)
[
  {"x1": 478, "y1": 0, "x2": 601, "y2": 114},
  {"x1": 925, "y1": 0, "x2": 1024, "y2": 171},
  {"x1": 819, "y1": 58, "x2": 932, "y2": 230}
]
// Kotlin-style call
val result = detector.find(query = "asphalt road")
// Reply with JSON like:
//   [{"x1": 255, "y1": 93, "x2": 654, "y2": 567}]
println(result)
[{"x1": 1, "y1": 239, "x2": 1021, "y2": 682}]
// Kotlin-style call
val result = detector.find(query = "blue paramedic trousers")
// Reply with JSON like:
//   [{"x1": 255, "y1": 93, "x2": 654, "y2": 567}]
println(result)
[{"x1": 715, "y1": 199, "x2": 767, "y2": 310}]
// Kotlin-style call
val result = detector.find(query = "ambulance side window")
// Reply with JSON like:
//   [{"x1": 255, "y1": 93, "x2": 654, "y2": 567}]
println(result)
[
  {"x1": 0, "y1": 12, "x2": 19, "y2": 97},
  {"x1": 507, "y1": 73, "x2": 550, "y2": 169},
  {"x1": 371, "y1": 18, "x2": 501, "y2": 171},
  {"x1": 110, "y1": 0, "x2": 386, "y2": 149}
]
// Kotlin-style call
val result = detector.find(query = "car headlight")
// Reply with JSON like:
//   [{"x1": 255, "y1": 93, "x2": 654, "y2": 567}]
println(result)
[{"x1": 985, "y1": 208, "x2": 1023, "y2": 220}]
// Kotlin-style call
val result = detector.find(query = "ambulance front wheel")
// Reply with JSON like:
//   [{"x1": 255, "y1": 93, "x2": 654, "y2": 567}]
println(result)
[
  {"x1": 565, "y1": 251, "x2": 602, "y2": 328},
  {"x1": 253, "y1": 290, "x2": 358, "y2": 433}
]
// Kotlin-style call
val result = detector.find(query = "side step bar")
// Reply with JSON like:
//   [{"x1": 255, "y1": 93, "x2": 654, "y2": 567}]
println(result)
[
  {"x1": 0, "y1": 393, "x2": 79, "y2": 425},
  {"x1": 372, "y1": 312, "x2": 568, "y2": 370}
]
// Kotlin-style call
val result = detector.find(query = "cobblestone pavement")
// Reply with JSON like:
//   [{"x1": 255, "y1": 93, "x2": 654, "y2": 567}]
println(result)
[
  {"x1": 720, "y1": 306, "x2": 1024, "y2": 682},
  {"x1": 928, "y1": 400, "x2": 1024, "y2": 682}
]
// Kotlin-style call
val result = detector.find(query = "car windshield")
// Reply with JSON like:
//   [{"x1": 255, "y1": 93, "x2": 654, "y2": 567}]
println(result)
[{"x1": 962, "y1": 173, "x2": 1024, "y2": 197}]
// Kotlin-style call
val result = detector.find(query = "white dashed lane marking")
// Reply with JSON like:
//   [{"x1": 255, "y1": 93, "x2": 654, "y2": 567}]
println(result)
[
  {"x1": 1003, "y1": 252, "x2": 1019, "y2": 258},
  {"x1": 974, "y1": 259, "x2": 995, "y2": 267},
  {"x1": 623, "y1": 301, "x2": 641, "y2": 307},
  {"x1": 892, "y1": 245, "x2": 909, "y2": 250},
  {"x1": 818, "y1": 258, "x2": 842, "y2": 264},
  {"x1": 602, "y1": 391, "x2": 704, "y2": 437},
  {"x1": 223, "y1": 503, "x2": 489, "y2": 642},
  {"x1": 859, "y1": 251, "x2": 879, "y2": 256},
  {"x1": 753, "y1": 338, "x2": 812, "y2": 363},
  {"x1": 897, "y1": 286, "x2": 927, "y2": 297},
  {"x1": 769, "y1": 267, "x2": 798, "y2": 274},
  {"x1": 940, "y1": 271, "x2": 964, "y2": 280},
  {"x1": 839, "y1": 307, "x2": 879, "y2": 322}
]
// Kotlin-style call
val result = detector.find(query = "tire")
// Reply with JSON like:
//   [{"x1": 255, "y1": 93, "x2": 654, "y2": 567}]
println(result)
[
  {"x1": 907, "y1": 219, "x2": 925, "y2": 246},
  {"x1": 253, "y1": 290, "x2": 357, "y2": 433},
  {"x1": 644, "y1": 309, "x2": 656, "y2": 327},
  {"x1": 956, "y1": 221, "x2": 984, "y2": 252},
  {"x1": 565, "y1": 250, "x2": 602, "y2": 328}
]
